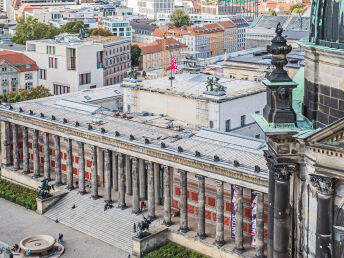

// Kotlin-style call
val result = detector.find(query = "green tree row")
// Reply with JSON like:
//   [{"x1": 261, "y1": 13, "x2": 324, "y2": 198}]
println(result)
[
  {"x1": 0, "y1": 86, "x2": 52, "y2": 104},
  {"x1": 11, "y1": 17, "x2": 113, "y2": 45}
]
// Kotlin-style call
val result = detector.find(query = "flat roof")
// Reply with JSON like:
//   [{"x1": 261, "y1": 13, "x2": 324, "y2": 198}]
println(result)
[
  {"x1": 3, "y1": 91, "x2": 268, "y2": 173},
  {"x1": 125, "y1": 73, "x2": 265, "y2": 102}
]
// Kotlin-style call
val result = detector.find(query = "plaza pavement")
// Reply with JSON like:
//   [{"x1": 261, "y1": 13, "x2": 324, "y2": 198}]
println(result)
[{"x1": 0, "y1": 198, "x2": 128, "y2": 258}]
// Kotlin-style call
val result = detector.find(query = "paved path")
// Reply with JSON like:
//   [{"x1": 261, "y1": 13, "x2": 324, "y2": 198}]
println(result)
[{"x1": 0, "y1": 198, "x2": 128, "y2": 258}]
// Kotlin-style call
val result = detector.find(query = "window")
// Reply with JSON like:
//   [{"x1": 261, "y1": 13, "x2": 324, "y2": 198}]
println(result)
[
  {"x1": 53, "y1": 84, "x2": 70, "y2": 95},
  {"x1": 209, "y1": 121, "x2": 214, "y2": 128},
  {"x1": 2, "y1": 67, "x2": 7, "y2": 72},
  {"x1": 225, "y1": 119, "x2": 231, "y2": 132},
  {"x1": 2, "y1": 76, "x2": 8, "y2": 83},
  {"x1": 79, "y1": 73, "x2": 91, "y2": 85},
  {"x1": 25, "y1": 73, "x2": 32, "y2": 80},
  {"x1": 40, "y1": 69, "x2": 47, "y2": 80},
  {"x1": 49, "y1": 57, "x2": 58, "y2": 68},
  {"x1": 69, "y1": 48, "x2": 76, "y2": 70},
  {"x1": 3, "y1": 86, "x2": 8, "y2": 94},
  {"x1": 25, "y1": 82, "x2": 33, "y2": 90},
  {"x1": 12, "y1": 85, "x2": 16, "y2": 92},
  {"x1": 241, "y1": 115, "x2": 246, "y2": 127},
  {"x1": 46, "y1": 45, "x2": 56, "y2": 54},
  {"x1": 11, "y1": 75, "x2": 17, "y2": 81}
]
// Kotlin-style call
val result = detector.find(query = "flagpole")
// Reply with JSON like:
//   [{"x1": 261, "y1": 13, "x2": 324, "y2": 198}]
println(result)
[{"x1": 170, "y1": 55, "x2": 173, "y2": 88}]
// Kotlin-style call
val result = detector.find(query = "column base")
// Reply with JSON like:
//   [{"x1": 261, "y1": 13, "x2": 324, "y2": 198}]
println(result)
[
  {"x1": 179, "y1": 227, "x2": 190, "y2": 233},
  {"x1": 78, "y1": 191, "x2": 86, "y2": 195},
  {"x1": 67, "y1": 186, "x2": 74, "y2": 191},
  {"x1": 163, "y1": 220, "x2": 173, "y2": 227},
  {"x1": 55, "y1": 182, "x2": 62, "y2": 187},
  {"x1": 197, "y1": 233, "x2": 206, "y2": 240},
  {"x1": 214, "y1": 240, "x2": 225, "y2": 247},
  {"x1": 132, "y1": 210, "x2": 141, "y2": 215},
  {"x1": 234, "y1": 247, "x2": 245, "y2": 254},
  {"x1": 148, "y1": 215, "x2": 156, "y2": 221},
  {"x1": 104, "y1": 200, "x2": 113, "y2": 203},
  {"x1": 117, "y1": 204, "x2": 127, "y2": 210},
  {"x1": 22, "y1": 170, "x2": 30, "y2": 175},
  {"x1": 91, "y1": 195, "x2": 100, "y2": 200},
  {"x1": 13, "y1": 166, "x2": 19, "y2": 171},
  {"x1": 254, "y1": 255, "x2": 265, "y2": 258},
  {"x1": 33, "y1": 174, "x2": 40, "y2": 178}
]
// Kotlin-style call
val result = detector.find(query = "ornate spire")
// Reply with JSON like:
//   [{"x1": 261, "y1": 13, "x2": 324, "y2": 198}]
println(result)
[{"x1": 266, "y1": 23, "x2": 292, "y2": 82}]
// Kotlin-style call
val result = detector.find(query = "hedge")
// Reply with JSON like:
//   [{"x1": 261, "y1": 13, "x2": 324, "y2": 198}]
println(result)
[
  {"x1": 145, "y1": 242, "x2": 207, "y2": 258},
  {"x1": 0, "y1": 178, "x2": 37, "y2": 210}
]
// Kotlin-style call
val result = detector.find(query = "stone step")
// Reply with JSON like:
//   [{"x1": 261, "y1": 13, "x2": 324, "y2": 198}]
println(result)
[{"x1": 43, "y1": 190, "x2": 158, "y2": 253}]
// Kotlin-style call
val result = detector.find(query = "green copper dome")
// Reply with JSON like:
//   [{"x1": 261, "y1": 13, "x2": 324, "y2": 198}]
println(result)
[{"x1": 309, "y1": 0, "x2": 344, "y2": 49}]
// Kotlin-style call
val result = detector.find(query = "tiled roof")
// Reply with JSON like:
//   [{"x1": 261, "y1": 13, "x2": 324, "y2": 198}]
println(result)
[
  {"x1": 139, "y1": 38, "x2": 187, "y2": 55},
  {"x1": 0, "y1": 50, "x2": 38, "y2": 72},
  {"x1": 217, "y1": 20, "x2": 236, "y2": 29}
]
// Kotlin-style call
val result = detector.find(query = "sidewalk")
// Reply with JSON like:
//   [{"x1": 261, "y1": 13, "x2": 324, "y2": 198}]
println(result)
[{"x1": 0, "y1": 198, "x2": 128, "y2": 258}]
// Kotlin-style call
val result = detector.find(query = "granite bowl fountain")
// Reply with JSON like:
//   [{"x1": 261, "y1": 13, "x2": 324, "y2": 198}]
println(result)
[{"x1": 19, "y1": 235, "x2": 56, "y2": 255}]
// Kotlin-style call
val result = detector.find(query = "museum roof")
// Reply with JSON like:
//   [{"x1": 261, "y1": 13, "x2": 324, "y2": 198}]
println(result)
[
  {"x1": 122, "y1": 73, "x2": 265, "y2": 102},
  {"x1": 2, "y1": 89, "x2": 269, "y2": 175}
]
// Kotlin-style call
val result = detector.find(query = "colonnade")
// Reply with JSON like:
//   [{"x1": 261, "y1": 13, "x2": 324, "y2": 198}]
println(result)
[{"x1": 1, "y1": 121, "x2": 265, "y2": 256}]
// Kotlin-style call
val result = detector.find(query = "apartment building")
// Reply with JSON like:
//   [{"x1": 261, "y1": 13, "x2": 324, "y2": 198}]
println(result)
[
  {"x1": 228, "y1": 16, "x2": 249, "y2": 50},
  {"x1": 137, "y1": 0, "x2": 174, "y2": 19},
  {"x1": 25, "y1": 34, "x2": 104, "y2": 95},
  {"x1": 88, "y1": 36, "x2": 131, "y2": 86},
  {"x1": 217, "y1": 20, "x2": 237, "y2": 53},
  {"x1": 102, "y1": 18, "x2": 132, "y2": 41},
  {"x1": 0, "y1": 50, "x2": 39, "y2": 94},
  {"x1": 135, "y1": 38, "x2": 187, "y2": 71}
]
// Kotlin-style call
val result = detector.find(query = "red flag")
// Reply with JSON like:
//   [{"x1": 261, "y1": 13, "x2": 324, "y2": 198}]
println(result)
[{"x1": 171, "y1": 56, "x2": 178, "y2": 71}]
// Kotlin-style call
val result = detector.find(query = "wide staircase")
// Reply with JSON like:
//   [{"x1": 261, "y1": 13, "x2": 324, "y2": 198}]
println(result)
[{"x1": 44, "y1": 191, "x2": 162, "y2": 253}]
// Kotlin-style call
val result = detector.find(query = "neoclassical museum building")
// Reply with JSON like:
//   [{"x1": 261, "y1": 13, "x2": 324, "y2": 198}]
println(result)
[{"x1": 1, "y1": 1, "x2": 344, "y2": 258}]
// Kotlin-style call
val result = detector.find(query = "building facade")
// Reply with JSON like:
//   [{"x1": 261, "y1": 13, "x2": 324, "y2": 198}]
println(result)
[
  {"x1": 0, "y1": 50, "x2": 39, "y2": 94},
  {"x1": 135, "y1": 38, "x2": 187, "y2": 71},
  {"x1": 102, "y1": 18, "x2": 132, "y2": 41},
  {"x1": 25, "y1": 34, "x2": 104, "y2": 95},
  {"x1": 88, "y1": 36, "x2": 131, "y2": 86},
  {"x1": 137, "y1": 0, "x2": 174, "y2": 19}
]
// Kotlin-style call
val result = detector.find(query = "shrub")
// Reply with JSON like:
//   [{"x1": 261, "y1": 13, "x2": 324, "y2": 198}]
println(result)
[
  {"x1": 145, "y1": 242, "x2": 206, "y2": 258},
  {"x1": 0, "y1": 178, "x2": 37, "y2": 210}
]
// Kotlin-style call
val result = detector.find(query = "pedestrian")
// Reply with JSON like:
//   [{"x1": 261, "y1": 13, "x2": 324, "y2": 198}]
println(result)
[
  {"x1": 140, "y1": 201, "x2": 144, "y2": 212},
  {"x1": 28, "y1": 249, "x2": 31, "y2": 257},
  {"x1": 72, "y1": 204, "x2": 76, "y2": 209},
  {"x1": 133, "y1": 223, "x2": 136, "y2": 233},
  {"x1": 128, "y1": 254, "x2": 131, "y2": 258},
  {"x1": 55, "y1": 218, "x2": 59, "y2": 223}
]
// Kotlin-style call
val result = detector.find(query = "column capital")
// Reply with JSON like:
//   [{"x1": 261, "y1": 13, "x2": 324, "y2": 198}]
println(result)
[
  {"x1": 309, "y1": 174, "x2": 336, "y2": 195},
  {"x1": 195, "y1": 174, "x2": 205, "y2": 180},
  {"x1": 232, "y1": 184, "x2": 243, "y2": 191},
  {"x1": 131, "y1": 156, "x2": 137, "y2": 163},
  {"x1": 163, "y1": 165, "x2": 169, "y2": 170},
  {"x1": 147, "y1": 161, "x2": 153, "y2": 168},
  {"x1": 252, "y1": 190, "x2": 264, "y2": 197},
  {"x1": 77, "y1": 141, "x2": 84, "y2": 147},
  {"x1": 178, "y1": 169, "x2": 187, "y2": 175},
  {"x1": 273, "y1": 163, "x2": 296, "y2": 181}
]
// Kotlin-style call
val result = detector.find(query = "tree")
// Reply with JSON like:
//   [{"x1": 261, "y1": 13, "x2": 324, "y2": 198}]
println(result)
[
  {"x1": 290, "y1": 3, "x2": 304, "y2": 14},
  {"x1": 0, "y1": 86, "x2": 52, "y2": 103},
  {"x1": 269, "y1": 9, "x2": 277, "y2": 16},
  {"x1": 91, "y1": 28, "x2": 113, "y2": 36},
  {"x1": 11, "y1": 17, "x2": 60, "y2": 44},
  {"x1": 60, "y1": 21, "x2": 84, "y2": 34},
  {"x1": 131, "y1": 44, "x2": 141, "y2": 67},
  {"x1": 170, "y1": 9, "x2": 192, "y2": 27}
]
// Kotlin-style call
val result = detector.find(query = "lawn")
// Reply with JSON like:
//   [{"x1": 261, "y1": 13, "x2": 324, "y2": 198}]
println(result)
[
  {"x1": 145, "y1": 242, "x2": 207, "y2": 258},
  {"x1": 0, "y1": 178, "x2": 37, "y2": 210}
]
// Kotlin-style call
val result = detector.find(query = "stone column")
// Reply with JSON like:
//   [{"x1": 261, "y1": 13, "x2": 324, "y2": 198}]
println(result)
[
  {"x1": 179, "y1": 170, "x2": 189, "y2": 233},
  {"x1": 12, "y1": 124, "x2": 19, "y2": 170},
  {"x1": 273, "y1": 163, "x2": 296, "y2": 258},
  {"x1": 43, "y1": 133, "x2": 50, "y2": 180},
  {"x1": 77, "y1": 142, "x2": 85, "y2": 194},
  {"x1": 112, "y1": 152, "x2": 118, "y2": 191},
  {"x1": 264, "y1": 150, "x2": 275, "y2": 258},
  {"x1": 154, "y1": 163, "x2": 160, "y2": 205},
  {"x1": 139, "y1": 158, "x2": 146, "y2": 200},
  {"x1": 254, "y1": 191, "x2": 264, "y2": 258},
  {"x1": 309, "y1": 174, "x2": 336, "y2": 258},
  {"x1": 97, "y1": 147, "x2": 104, "y2": 187},
  {"x1": 196, "y1": 174, "x2": 206, "y2": 239},
  {"x1": 117, "y1": 153, "x2": 126, "y2": 209},
  {"x1": 163, "y1": 165, "x2": 172, "y2": 226},
  {"x1": 1, "y1": 121, "x2": 10, "y2": 166},
  {"x1": 132, "y1": 157, "x2": 140, "y2": 214},
  {"x1": 215, "y1": 180, "x2": 224, "y2": 247},
  {"x1": 33, "y1": 129, "x2": 40, "y2": 178},
  {"x1": 66, "y1": 138, "x2": 73, "y2": 190},
  {"x1": 147, "y1": 161, "x2": 155, "y2": 219},
  {"x1": 234, "y1": 185, "x2": 244, "y2": 253},
  {"x1": 54, "y1": 135, "x2": 61, "y2": 185},
  {"x1": 22, "y1": 126, "x2": 29, "y2": 174},
  {"x1": 91, "y1": 145, "x2": 98, "y2": 199},
  {"x1": 125, "y1": 155, "x2": 132, "y2": 195},
  {"x1": 104, "y1": 149, "x2": 112, "y2": 202}
]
